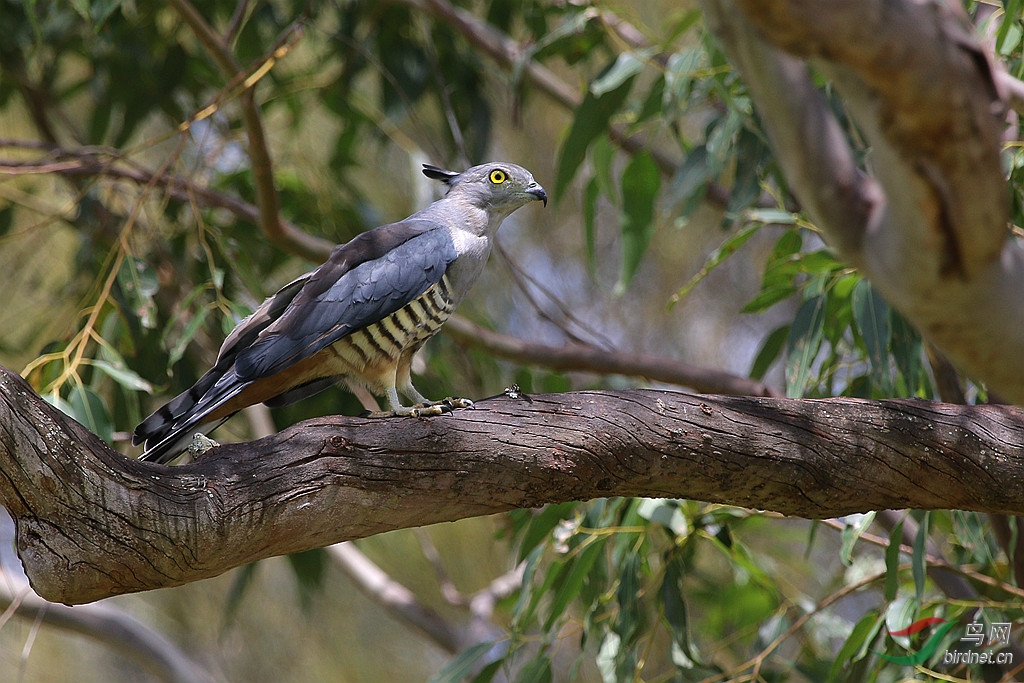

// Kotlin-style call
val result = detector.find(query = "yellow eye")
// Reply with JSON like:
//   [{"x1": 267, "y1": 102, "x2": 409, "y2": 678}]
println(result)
[{"x1": 489, "y1": 169, "x2": 507, "y2": 184}]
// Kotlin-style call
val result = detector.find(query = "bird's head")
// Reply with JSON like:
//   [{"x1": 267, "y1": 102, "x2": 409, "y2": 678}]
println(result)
[{"x1": 423, "y1": 162, "x2": 548, "y2": 214}]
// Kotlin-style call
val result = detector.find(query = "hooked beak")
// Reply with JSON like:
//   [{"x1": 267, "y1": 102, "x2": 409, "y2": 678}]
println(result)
[{"x1": 526, "y1": 183, "x2": 548, "y2": 207}]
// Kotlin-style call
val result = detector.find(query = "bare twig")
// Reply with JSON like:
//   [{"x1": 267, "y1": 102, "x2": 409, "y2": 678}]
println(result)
[
  {"x1": 327, "y1": 542, "x2": 464, "y2": 653},
  {"x1": 443, "y1": 314, "x2": 780, "y2": 397},
  {"x1": 493, "y1": 241, "x2": 617, "y2": 350},
  {"x1": 414, "y1": 529, "x2": 466, "y2": 606},
  {"x1": 166, "y1": 0, "x2": 331, "y2": 262},
  {"x1": 0, "y1": 575, "x2": 219, "y2": 683}
]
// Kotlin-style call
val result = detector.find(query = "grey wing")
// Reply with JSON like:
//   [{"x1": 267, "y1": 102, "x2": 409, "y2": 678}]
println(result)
[{"x1": 234, "y1": 227, "x2": 458, "y2": 380}]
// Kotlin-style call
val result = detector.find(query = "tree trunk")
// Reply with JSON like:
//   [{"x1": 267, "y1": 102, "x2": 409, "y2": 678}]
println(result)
[{"x1": 1, "y1": 366, "x2": 1022, "y2": 604}]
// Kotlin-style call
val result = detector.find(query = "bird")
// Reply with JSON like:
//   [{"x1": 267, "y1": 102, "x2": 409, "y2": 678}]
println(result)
[{"x1": 133, "y1": 162, "x2": 547, "y2": 463}]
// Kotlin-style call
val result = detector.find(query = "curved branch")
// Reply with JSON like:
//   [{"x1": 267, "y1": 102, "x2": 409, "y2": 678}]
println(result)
[{"x1": 2, "y1": 366, "x2": 1024, "y2": 605}]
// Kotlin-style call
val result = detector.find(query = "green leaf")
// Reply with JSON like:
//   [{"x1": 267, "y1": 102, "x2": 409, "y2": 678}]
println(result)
[
  {"x1": 544, "y1": 539, "x2": 604, "y2": 630},
  {"x1": 590, "y1": 134, "x2": 617, "y2": 200},
  {"x1": 286, "y1": 548, "x2": 328, "y2": 611},
  {"x1": 662, "y1": 10, "x2": 702, "y2": 46},
  {"x1": 88, "y1": 358, "x2": 153, "y2": 393},
  {"x1": 663, "y1": 48, "x2": 702, "y2": 112},
  {"x1": 840, "y1": 512, "x2": 876, "y2": 566},
  {"x1": 743, "y1": 209, "x2": 798, "y2": 226},
  {"x1": 117, "y1": 255, "x2": 159, "y2": 329},
  {"x1": 797, "y1": 249, "x2": 844, "y2": 275},
  {"x1": 785, "y1": 295, "x2": 826, "y2": 397},
  {"x1": 670, "y1": 222, "x2": 760, "y2": 305},
  {"x1": 555, "y1": 64, "x2": 635, "y2": 197},
  {"x1": 168, "y1": 306, "x2": 211, "y2": 367},
  {"x1": 591, "y1": 50, "x2": 651, "y2": 97},
  {"x1": 891, "y1": 312, "x2": 925, "y2": 396},
  {"x1": 727, "y1": 128, "x2": 766, "y2": 212},
  {"x1": 635, "y1": 499, "x2": 689, "y2": 536},
  {"x1": 469, "y1": 659, "x2": 503, "y2": 683},
  {"x1": 750, "y1": 325, "x2": 789, "y2": 380},
  {"x1": 912, "y1": 512, "x2": 930, "y2": 603},
  {"x1": 516, "y1": 503, "x2": 577, "y2": 562},
  {"x1": 851, "y1": 279, "x2": 892, "y2": 394},
  {"x1": 885, "y1": 519, "x2": 904, "y2": 601},
  {"x1": 616, "y1": 150, "x2": 661, "y2": 293},
  {"x1": 428, "y1": 641, "x2": 498, "y2": 683},
  {"x1": 511, "y1": 545, "x2": 544, "y2": 628},
  {"x1": 741, "y1": 284, "x2": 797, "y2": 314},
  {"x1": 0, "y1": 206, "x2": 13, "y2": 237},
  {"x1": 882, "y1": 595, "x2": 919, "y2": 650},
  {"x1": 67, "y1": 384, "x2": 113, "y2": 443},
  {"x1": 668, "y1": 145, "x2": 710, "y2": 220},
  {"x1": 828, "y1": 612, "x2": 883, "y2": 683},
  {"x1": 660, "y1": 554, "x2": 701, "y2": 669},
  {"x1": 221, "y1": 562, "x2": 259, "y2": 628},
  {"x1": 513, "y1": 655, "x2": 553, "y2": 683},
  {"x1": 614, "y1": 553, "x2": 643, "y2": 644},
  {"x1": 582, "y1": 176, "x2": 599, "y2": 270},
  {"x1": 741, "y1": 228, "x2": 804, "y2": 313},
  {"x1": 635, "y1": 75, "x2": 666, "y2": 124},
  {"x1": 595, "y1": 632, "x2": 621, "y2": 683}
]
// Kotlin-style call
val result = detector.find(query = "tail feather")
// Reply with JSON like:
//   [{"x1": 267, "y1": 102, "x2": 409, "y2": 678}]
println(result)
[
  {"x1": 132, "y1": 368, "x2": 222, "y2": 446},
  {"x1": 135, "y1": 367, "x2": 247, "y2": 463},
  {"x1": 137, "y1": 418, "x2": 229, "y2": 464}
]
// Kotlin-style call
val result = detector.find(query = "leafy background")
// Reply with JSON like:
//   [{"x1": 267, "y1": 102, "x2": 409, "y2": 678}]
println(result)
[{"x1": 0, "y1": 0, "x2": 1021, "y2": 681}]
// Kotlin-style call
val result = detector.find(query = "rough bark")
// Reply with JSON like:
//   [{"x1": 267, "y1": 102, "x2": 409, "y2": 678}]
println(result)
[
  {"x1": 700, "y1": 0, "x2": 1024, "y2": 405},
  {"x1": 1, "y1": 367, "x2": 1023, "y2": 605}
]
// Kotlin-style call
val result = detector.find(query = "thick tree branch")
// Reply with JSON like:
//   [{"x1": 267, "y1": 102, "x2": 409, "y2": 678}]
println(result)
[
  {"x1": 701, "y1": 0, "x2": 1024, "y2": 407},
  {"x1": 2, "y1": 366, "x2": 1023, "y2": 605}
]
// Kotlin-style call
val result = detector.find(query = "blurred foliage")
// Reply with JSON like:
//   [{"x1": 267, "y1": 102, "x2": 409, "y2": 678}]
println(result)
[{"x1": 1, "y1": 0, "x2": 1022, "y2": 682}]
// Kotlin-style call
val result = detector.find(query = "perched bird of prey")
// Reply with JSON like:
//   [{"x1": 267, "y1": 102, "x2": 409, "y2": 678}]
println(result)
[{"x1": 133, "y1": 162, "x2": 547, "y2": 463}]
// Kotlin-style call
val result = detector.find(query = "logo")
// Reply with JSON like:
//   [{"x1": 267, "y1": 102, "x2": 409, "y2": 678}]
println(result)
[
  {"x1": 873, "y1": 616, "x2": 1014, "y2": 667},
  {"x1": 873, "y1": 617, "x2": 957, "y2": 665}
]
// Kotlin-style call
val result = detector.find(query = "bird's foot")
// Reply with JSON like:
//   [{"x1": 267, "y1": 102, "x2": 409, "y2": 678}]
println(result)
[
  {"x1": 187, "y1": 432, "x2": 220, "y2": 457},
  {"x1": 410, "y1": 396, "x2": 474, "y2": 416},
  {"x1": 361, "y1": 397, "x2": 474, "y2": 418}
]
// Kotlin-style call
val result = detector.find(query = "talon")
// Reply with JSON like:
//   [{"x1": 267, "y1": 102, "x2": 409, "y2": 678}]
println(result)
[
  {"x1": 412, "y1": 404, "x2": 449, "y2": 417},
  {"x1": 443, "y1": 397, "x2": 474, "y2": 410}
]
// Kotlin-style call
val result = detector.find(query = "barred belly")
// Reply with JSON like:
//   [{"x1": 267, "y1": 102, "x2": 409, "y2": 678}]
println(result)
[{"x1": 327, "y1": 274, "x2": 457, "y2": 387}]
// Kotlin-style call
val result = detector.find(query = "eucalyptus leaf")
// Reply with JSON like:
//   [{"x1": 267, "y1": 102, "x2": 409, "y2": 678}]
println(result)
[{"x1": 616, "y1": 150, "x2": 661, "y2": 293}]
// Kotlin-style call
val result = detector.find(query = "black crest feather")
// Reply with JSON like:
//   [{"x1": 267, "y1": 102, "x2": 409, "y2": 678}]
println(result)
[{"x1": 421, "y1": 164, "x2": 459, "y2": 184}]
